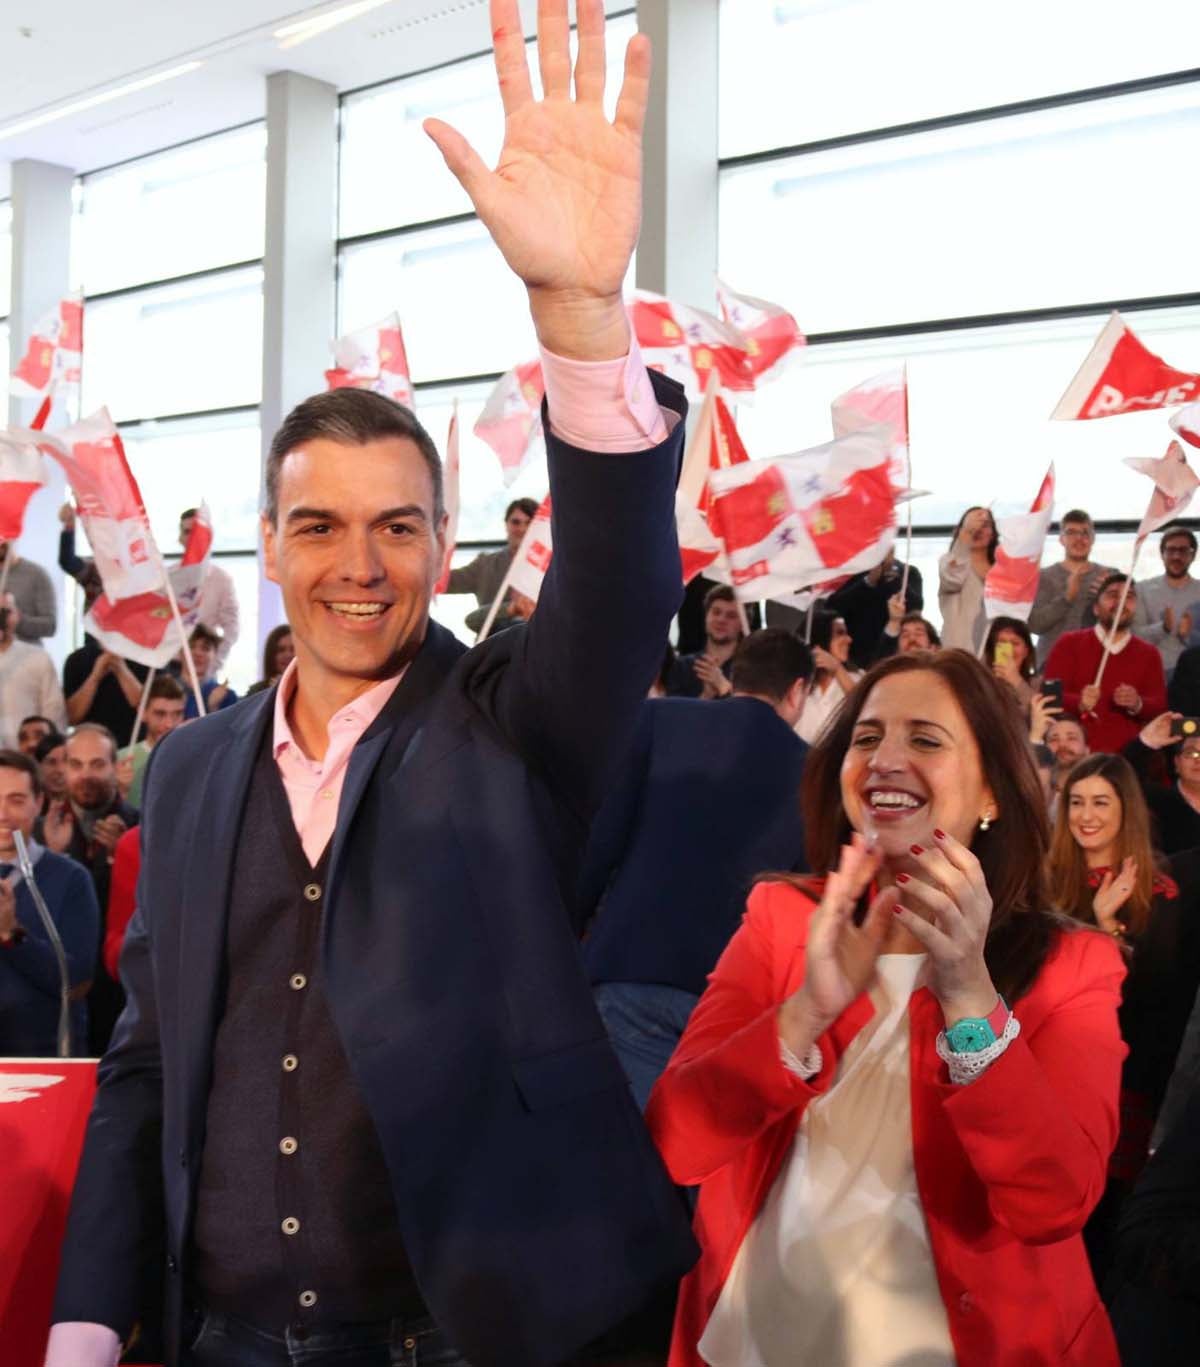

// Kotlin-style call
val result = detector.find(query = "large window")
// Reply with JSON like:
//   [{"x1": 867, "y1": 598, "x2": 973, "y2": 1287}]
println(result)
[
  {"x1": 74, "y1": 129, "x2": 265, "y2": 689},
  {"x1": 337, "y1": 13, "x2": 637, "y2": 641},
  {"x1": 720, "y1": 1, "x2": 1200, "y2": 637}
]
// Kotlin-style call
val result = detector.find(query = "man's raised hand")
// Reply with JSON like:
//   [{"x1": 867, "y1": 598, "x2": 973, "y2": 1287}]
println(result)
[{"x1": 424, "y1": 0, "x2": 650, "y2": 361}]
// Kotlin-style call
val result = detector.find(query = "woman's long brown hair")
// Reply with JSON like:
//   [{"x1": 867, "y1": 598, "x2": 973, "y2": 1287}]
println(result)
[
  {"x1": 797, "y1": 649, "x2": 1061, "y2": 1002},
  {"x1": 1047, "y1": 753, "x2": 1157, "y2": 936}
]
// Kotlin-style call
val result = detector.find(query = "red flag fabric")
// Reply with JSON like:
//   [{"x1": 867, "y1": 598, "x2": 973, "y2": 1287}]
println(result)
[
  {"x1": 10, "y1": 297, "x2": 83, "y2": 401},
  {"x1": 676, "y1": 387, "x2": 754, "y2": 585},
  {"x1": 985, "y1": 463, "x2": 1056, "y2": 620},
  {"x1": 32, "y1": 410, "x2": 168, "y2": 602},
  {"x1": 0, "y1": 1060, "x2": 98, "y2": 1367},
  {"x1": 474, "y1": 361, "x2": 545, "y2": 484},
  {"x1": 1051, "y1": 313, "x2": 1200, "y2": 421},
  {"x1": 707, "y1": 428, "x2": 896, "y2": 600},
  {"x1": 326, "y1": 313, "x2": 415, "y2": 411},
  {"x1": 434, "y1": 410, "x2": 460, "y2": 595},
  {"x1": 715, "y1": 280, "x2": 805, "y2": 385},
  {"x1": 506, "y1": 495, "x2": 553, "y2": 603},
  {"x1": 87, "y1": 588, "x2": 182, "y2": 668},
  {"x1": 0, "y1": 433, "x2": 47, "y2": 540},
  {"x1": 1170, "y1": 400, "x2": 1200, "y2": 450},
  {"x1": 831, "y1": 365, "x2": 910, "y2": 492},
  {"x1": 1126, "y1": 441, "x2": 1200, "y2": 540},
  {"x1": 170, "y1": 501, "x2": 214, "y2": 630},
  {"x1": 630, "y1": 291, "x2": 755, "y2": 395}
]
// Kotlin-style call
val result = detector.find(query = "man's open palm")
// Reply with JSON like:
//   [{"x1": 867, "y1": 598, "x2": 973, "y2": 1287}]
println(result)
[{"x1": 425, "y1": 0, "x2": 649, "y2": 304}]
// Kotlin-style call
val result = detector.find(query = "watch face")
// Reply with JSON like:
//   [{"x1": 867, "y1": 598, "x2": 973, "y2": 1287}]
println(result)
[{"x1": 946, "y1": 1020, "x2": 996, "y2": 1053}]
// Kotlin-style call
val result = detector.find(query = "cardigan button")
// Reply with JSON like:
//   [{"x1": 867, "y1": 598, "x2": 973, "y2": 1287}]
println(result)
[{"x1": 303, "y1": 883, "x2": 322, "y2": 902}]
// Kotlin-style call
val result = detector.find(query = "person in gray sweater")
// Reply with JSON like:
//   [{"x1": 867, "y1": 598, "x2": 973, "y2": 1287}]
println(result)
[
  {"x1": 1132, "y1": 524, "x2": 1200, "y2": 679},
  {"x1": 0, "y1": 539, "x2": 57, "y2": 644},
  {"x1": 1028, "y1": 507, "x2": 1114, "y2": 665}
]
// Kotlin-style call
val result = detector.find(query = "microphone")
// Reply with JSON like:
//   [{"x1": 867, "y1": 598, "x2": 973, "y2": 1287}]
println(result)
[{"x1": 13, "y1": 829, "x2": 72, "y2": 1059}]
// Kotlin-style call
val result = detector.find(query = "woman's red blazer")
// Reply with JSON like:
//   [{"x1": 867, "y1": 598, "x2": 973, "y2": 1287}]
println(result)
[{"x1": 646, "y1": 881, "x2": 1127, "y2": 1367}]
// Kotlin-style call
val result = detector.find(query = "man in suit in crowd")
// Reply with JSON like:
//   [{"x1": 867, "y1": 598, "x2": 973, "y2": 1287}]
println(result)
[
  {"x1": 583, "y1": 628, "x2": 813, "y2": 1110},
  {"x1": 47, "y1": 6, "x2": 695, "y2": 1366}
]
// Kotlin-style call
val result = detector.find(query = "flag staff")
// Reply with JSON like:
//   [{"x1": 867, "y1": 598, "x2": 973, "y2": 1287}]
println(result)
[
  {"x1": 1092, "y1": 545, "x2": 1143, "y2": 691},
  {"x1": 128, "y1": 668, "x2": 157, "y2": 748},
  {"x1": 162, "y1": 575, "x2": 206, "y2": 717}
]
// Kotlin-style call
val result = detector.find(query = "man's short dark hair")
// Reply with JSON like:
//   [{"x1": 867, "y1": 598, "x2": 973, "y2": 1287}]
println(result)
[
  {"x1": 189, "y1": 622, "x2": 223, "y2": 649},
  {"x1": 149, "y1": 674, "x2": 186, "y2": 702},
  {"x1": 1161, "y1": 524, "x2": 1198, "y2": 551},
  {"x1": 0, "y1": 747, "x2": 42, "y2": 798},
  {"x1": 730, "y1": 629, "x2": 813, "y2": 702},
  {"x1": 179, "y1": 507, "x2": 199, "y2": 523},
  {"x1": 505, "y1": 498, "x2": 539, "y2": 522},
  {"x1": 34, "y1": 732, "x2": 65, "y2": 764},
  {"x1": 1097, "y1": 572, "x2": 1134, "y2": 597},
  {"x1": 67, "y1": 722, "x2": 118, "y2": 763},
  {"x1": 900, "y1": 612, "x2": 941, "y2": 646},
  {"x1": 1061, "y1": 509, "x2": 1094, "y2": 528},
  {"x1": 264, "y1": 389, "x2": 444, "y2": 526},
  {"x1": 19, "y1": 715, "x2": 55, "y2": 735},
  {"x1": 703, "y1": 584, "x2": 736, "y2": 612}
]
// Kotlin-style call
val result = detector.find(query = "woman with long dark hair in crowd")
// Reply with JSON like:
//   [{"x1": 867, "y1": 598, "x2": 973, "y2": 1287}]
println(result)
[
  {"x1": 648, "y1": 651, "x2": 1125, "y2": 1366},
  {"x1": 795, "y1": 607, "x2": 861, "y2": 745},
  {"x1": 1047, "y1": 752, "x2": 1200, "y2": 1283},
  {"x1": 245, "y1": 622, "x2": 295, "y2": 695},
  {"x1": 938, "y1": 505, "x2": 998, "y2": 652},
  {"x1": 983, "y1": 614, "x2": 1039, "y2": 717}
]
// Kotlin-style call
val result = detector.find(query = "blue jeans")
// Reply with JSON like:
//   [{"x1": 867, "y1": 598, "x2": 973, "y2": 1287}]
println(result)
[
  {"x1": 185, "y1": 1308, "x2": 470, "y2": 1366},
  {"x1": 593, "y1": 981, "x2": 700, "y2": 1112}
]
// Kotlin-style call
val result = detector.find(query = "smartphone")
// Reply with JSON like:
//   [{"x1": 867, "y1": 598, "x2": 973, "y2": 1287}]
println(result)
[
  {"x1": 1171, "y1": 716, "x2": 1200, "y2": 739},
  {"x1": 1041, "y1": 679, "x2": 1064, "y2": 708},
  {"x1": 994, "y1": 641, "x2": 1014, "y2": 667}
]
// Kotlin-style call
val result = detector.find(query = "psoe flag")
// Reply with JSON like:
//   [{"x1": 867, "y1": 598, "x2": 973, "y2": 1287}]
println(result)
[
  {"x1": 0, "y1": 433, "x2": 47, "y2": 540},
  {"x1": 506, "y1": 494, "x2": 553, "y2": 603},
  {"x1": 1126, "y1": 441, "x2": 1200, "y2": 541},
  {"x1": 170, "y1": 501, "x2": 215, "y2": 627},
  {"x1": 325, "y1": 313, "x2": 415, "y2": 412},
  {"x1": 87, "y1": 588, "x2": 183, "y2": 669},
  {"x1": 985, "y1": 464, "x2": 1055, "y2": 620},
  {"x1": 30, "y1": 409, "x2": 167, "y2": 602},
  {"x1": 474, "y1": 360, "x2": 545, "y2": 484},
  {"x1": 715, "y1": 280, "x2": 805, "y2": 386},
  {"x1": 707, "y1": 427, "x2": 896, "y2": 601},
  {"x1": 1051, "y1": 312, "x2": 1200, "y2": 421},
  {"x1": 1170, "y1": 400, "x2": 1200, "y2": 450}
]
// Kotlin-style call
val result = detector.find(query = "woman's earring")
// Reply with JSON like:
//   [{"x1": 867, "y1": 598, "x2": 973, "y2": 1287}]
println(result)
[{"x1": 979, "y1": 813, "x2": 993, "y2": 832}]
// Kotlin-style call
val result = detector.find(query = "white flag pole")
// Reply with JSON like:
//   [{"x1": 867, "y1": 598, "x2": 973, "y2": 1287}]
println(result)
[
  {"x1": 1093, "y1": 541, "x2": 1143, "y2": 690},
  {"x1": 804, "y1": 598, "x2": 815, "y2": 645},
  {"x1": 128, "y1": 668, "x2": 156, "y2": 748},
  {"x1": 477, "y1": 496, "x2": 548, "y2": 643},
  {"x1": 163, "y1": 575, "x2": 206, "y2": 717}
]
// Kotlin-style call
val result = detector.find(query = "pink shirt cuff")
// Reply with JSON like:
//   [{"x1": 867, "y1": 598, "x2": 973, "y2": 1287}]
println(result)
[
  {"x1": 44, "y1": 1322, "x2": 122, "y2": 1367},
  {"x1": 539, "y1": 336, "x2": 675, "y2": 453}
]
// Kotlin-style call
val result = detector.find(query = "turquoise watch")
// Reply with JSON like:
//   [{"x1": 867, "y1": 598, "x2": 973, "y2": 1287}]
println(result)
[{"x1": 944, "y1": 997, "x2": 1010, "y2": 1054}]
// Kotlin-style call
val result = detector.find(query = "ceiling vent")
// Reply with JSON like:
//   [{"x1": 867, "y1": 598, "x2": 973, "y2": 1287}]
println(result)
[
  {"x1": 80, "y1": 98, "x2": 177, "y2": 136},
  {"x1": 368, "y1": 0, "x2": 487, "y2": 41}
]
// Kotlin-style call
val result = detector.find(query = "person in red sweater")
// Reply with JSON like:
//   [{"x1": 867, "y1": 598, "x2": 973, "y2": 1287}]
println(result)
[
  {"x1": 1043, "y1": 574, "x2": 1167, "y2": 754},
  {"x1": 102, "y1": 824, "x2": 140, "y2": 981},
  {"x1": 647, "y1": 650, "x2": 1125, "y2": 1367}
]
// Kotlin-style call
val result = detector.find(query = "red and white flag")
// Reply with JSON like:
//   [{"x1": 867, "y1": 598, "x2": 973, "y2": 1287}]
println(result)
[
  {"x1": 831, "y1": 365, "x2": 910, "y2": 492},
  {"x1": 715, "y1": 280, "x2": 805, "y2": 386},
  {"x1": 1051, "y1": 313, "x2": 1200, "y2": 421},
  {"x1": 434, "y1": 408, "x2": 460, "y2": 596},
  {"x1": 675, "y1": 380, "x2": 752, "y2": 585},
  {"x1": 984, "y1": 464, "x2": 1055, "y2": 620},
  {"x1": 1126, "y1": 441, "x2": 1200, "y2": 541},
  {"x1": 325, "y1": 313, "x2": 415, "y2": 411},
  {"x1": 631, "y1": 291, "x2": 755, "y2": 395},
  {"x1": 10, "y1": 296, "x2": 83, "y2": 403},
  {"x1": 474, "y1": 360, "x2": 545, "y2": 484},
  {"x1": 169, "y1": 501, "x2": 214, "y2": 628},
  {"x1": 1170, "y1": 400, "x2": 1200, "y2": 450},
  {"x1": 0, "y1": 433, "x2": 47, "y2": 540},
  {"x1": 506, "y1": 494, "x2": 553, "y2": 603},
  {"x1": 707, "y1": 427, "x2": 897, "y2": 601},
  {"x1": 87, "y1": 589, "x2": 182, "y2": 668}
]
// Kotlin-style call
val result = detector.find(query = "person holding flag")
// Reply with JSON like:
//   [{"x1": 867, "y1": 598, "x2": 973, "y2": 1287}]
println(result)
[{"x1": 47, "y1": 6, "x2": 696, "y2": 1367}]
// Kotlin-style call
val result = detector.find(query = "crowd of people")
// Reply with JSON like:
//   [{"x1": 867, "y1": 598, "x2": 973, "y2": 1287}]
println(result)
[{"x1": 7, "y1": 5, "x2": 1198, "y2": 1366}]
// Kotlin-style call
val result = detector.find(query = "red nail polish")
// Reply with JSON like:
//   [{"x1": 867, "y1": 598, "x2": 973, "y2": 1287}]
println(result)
[
  {"x1": 910, "y1": 844, "x2": 924, "y2": 856},
  {"x1": 893, "y1": 905, "x2": 904, "y2": 915},
  {"x1": 895, "y1": 872, "x2": 910, "y2": 884},
  {"x1": 933, "y1": 828, "x2": 946, "y2": 841}
]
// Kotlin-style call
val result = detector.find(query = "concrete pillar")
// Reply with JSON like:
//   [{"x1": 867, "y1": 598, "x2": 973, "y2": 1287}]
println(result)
[
  {"x1": 259, "y1": 70, "x2": 339, "y2": 641},
  {"x1": 8, "y1": 159, "x2": 76, "y2": 666},
  {"x1": 635, "y1": 0, "x2": 720, "y2": 310}
]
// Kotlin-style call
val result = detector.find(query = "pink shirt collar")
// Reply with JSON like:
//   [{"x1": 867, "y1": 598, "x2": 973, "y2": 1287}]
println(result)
[{"x1": 272, "y1": 658, "x2": 404, "y2": 762}]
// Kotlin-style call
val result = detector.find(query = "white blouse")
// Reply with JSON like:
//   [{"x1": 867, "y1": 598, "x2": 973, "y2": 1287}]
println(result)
[
  {"x1": 795, "y1": 672, "x2": 861, "y2": 746},
  {"x1": 698, "y1": 954, "x2": 955, "y2": 1367}
]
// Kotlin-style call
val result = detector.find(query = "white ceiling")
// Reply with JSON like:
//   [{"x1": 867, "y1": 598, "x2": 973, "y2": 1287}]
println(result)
[{"x1": 0, "y1": 0, "x2": 633, "y2": 197}]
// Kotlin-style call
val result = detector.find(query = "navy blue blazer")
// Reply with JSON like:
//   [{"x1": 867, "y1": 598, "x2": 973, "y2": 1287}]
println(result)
[
  {"x1": 581, "y1": 696, "x2": 809, "y2": 996},
  {"x1": 52, "y1": 375, "x2": 697, "y2": 1367}
]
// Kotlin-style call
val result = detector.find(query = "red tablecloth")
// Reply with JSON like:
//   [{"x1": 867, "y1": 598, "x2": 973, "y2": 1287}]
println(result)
[{"x1": 0, "y1": 1059, "x2": 97, "y2": 1367}]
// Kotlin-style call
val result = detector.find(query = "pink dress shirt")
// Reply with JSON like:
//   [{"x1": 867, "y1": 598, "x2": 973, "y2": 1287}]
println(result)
[{"x1": 44, "y1": 340, "x2": 671, "y2": 1367}]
